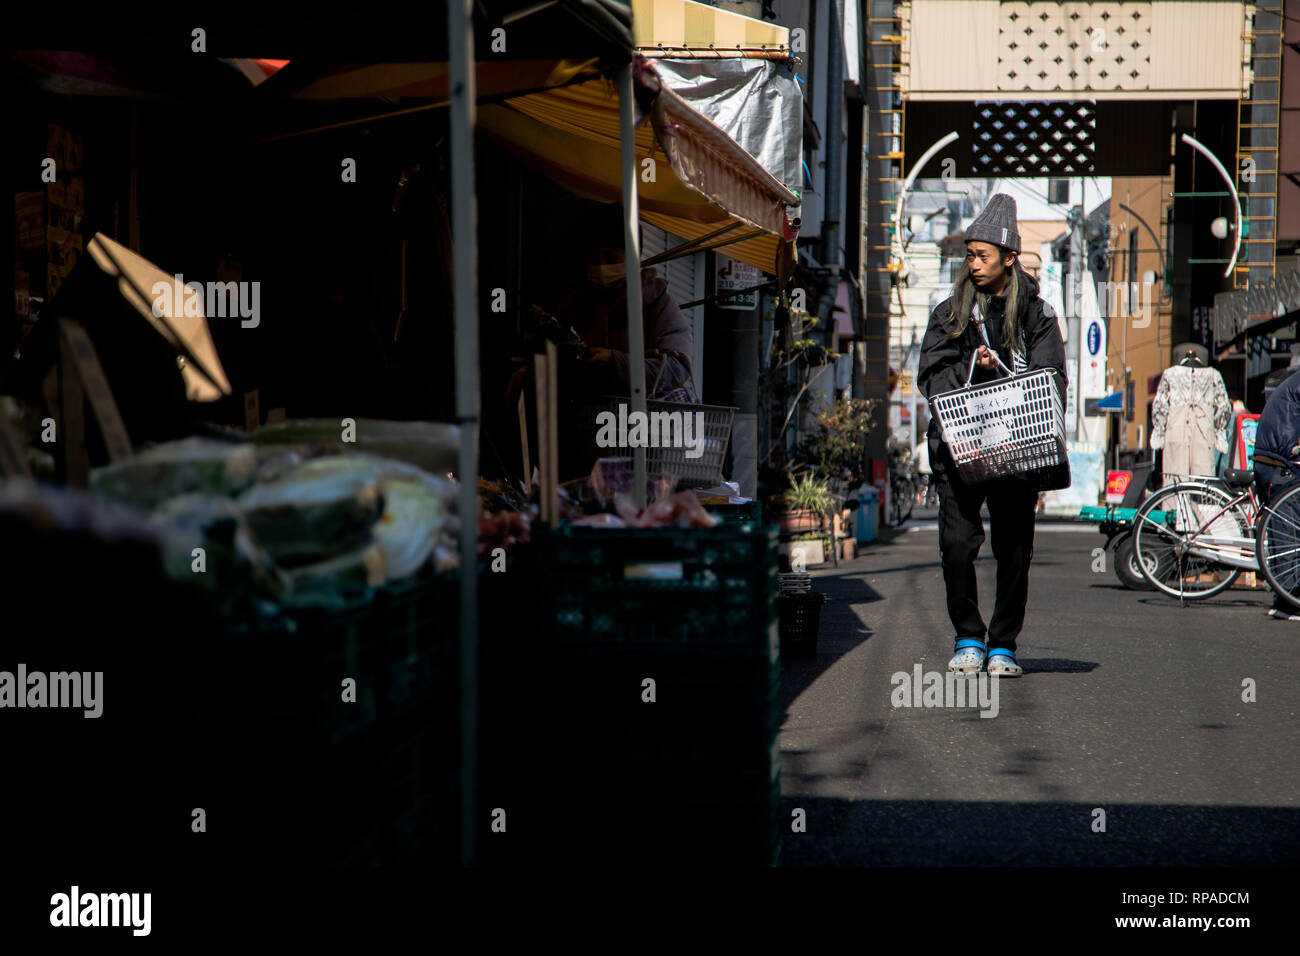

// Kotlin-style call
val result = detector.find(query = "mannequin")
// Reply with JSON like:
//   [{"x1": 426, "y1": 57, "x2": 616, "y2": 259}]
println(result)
[{"x1": 1150, "y1": 343, "x2": 1232, "y2": 484}]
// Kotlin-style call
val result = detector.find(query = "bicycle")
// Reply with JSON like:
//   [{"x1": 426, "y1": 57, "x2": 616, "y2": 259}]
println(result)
[
  {"x1": 888, "y1": 454, "x2": 916, "y2": 526},
  {"x1": 1129, "y1": 453, "x2": 1300, "y2": 605}
]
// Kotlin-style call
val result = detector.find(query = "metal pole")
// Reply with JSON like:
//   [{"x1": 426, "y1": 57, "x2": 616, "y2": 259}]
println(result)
[
  {"x1": 822, "y1": 0, "x2": 844, "y2": 279},
  {"x1": 449, "y1": 0, "x2": 479, "y2": 867},
  {"x1": 619, "y1": 62, "x2": 647, "y2": 509},
  {"x1": 908, "y1": 328, "x2": 919, "y2": 453},
  {"x1": 1180, "y1": 134, "x2": 1242, "y2": 280},
  {"x1": 1067, "y1": 202, "x2": 1083, "y2": 441},
  {"x1": 892, "y1": 131, "x2": 960, "y2": 280}
]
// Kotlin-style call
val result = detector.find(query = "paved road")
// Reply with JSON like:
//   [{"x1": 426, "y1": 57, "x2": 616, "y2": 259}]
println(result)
[{"x1": 777, "y1": 508, "x2": 1300, "y2": 866}]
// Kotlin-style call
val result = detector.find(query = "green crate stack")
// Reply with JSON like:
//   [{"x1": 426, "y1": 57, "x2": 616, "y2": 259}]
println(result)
[
  {"x1": 708, "y1": 499, "x2": 763, "y2": 527},
  {"x1": 535, "y1": 522, "x2": 778, "y2": 647},
  {"x1": 220, "y1": 569, "x2": 467, "y2": 866},
  {"x1": 505, "y1": 521, "x2": 782, "y2": 865}
]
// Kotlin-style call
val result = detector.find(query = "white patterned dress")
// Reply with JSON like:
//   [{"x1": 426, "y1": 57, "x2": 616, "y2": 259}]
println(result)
[{"x1": 1149, "y1": 363, "x2": 1232, "y2": 483}]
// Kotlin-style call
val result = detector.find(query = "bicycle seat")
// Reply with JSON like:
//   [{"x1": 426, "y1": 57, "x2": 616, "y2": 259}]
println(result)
[{"x1": 1222, "y1": 468, "x2": 1255, "y2": 488}]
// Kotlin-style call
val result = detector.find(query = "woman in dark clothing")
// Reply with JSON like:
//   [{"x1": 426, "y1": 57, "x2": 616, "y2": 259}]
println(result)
[{"x1": 917, "y1": 193, "x2": 1071, "y2": 678}]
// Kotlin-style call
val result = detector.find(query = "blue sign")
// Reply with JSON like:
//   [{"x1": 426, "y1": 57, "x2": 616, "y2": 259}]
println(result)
[{"x1": 1086, "y1": 321, "x2": 1102, "y2": 356}]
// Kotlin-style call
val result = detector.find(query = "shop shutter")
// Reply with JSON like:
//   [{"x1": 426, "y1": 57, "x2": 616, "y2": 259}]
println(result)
[
  {"x1": 643, "y1": 223, "x2": 705, "y2": 395},
  {"x1": 643, "y1": 224, "x2": 697, "y2": 312}
]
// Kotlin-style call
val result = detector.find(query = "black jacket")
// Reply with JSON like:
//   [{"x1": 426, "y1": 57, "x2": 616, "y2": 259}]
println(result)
[
  {"x1": 1255, "y1": 368, "x2": 1300, "y2": 489},
  {"x1": 917, "y1": 267, "x2": 1072, "y2": 491}
]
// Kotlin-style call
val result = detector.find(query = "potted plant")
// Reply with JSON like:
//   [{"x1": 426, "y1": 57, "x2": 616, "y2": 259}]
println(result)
[
  {"x1": 794, "y1": 396, "x2": 878, "y2": 537},
  {"x1": 775, "y1": 471, "x2": 834, "y2": 534}
]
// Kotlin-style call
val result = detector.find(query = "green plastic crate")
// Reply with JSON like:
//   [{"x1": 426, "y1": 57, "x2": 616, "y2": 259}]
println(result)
[
  {"x1": 530, "y1": 522, "x2": 779, "y2": 648},
  {"x1": 709, "y1": 499, "x2": 763, "y2": 527},
  {"x1": 219, "y1": 567, "x2": 473, "y2": 865}
]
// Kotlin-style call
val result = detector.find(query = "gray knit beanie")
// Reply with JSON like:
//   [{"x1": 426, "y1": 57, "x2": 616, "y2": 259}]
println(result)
[{"x1": 964, "y1": 193, "x2": 1020, "y2": 253}]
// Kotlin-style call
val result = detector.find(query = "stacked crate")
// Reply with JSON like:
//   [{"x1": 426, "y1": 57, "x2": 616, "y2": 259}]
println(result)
[
  {"x1": 498, "y1": 522, "x2": 781, "y2": 865},
  {"x1": 220, "y1": 569, "x2": 466, "y2": 866},
  {"x1": 706, "y1": 499, "x2": 763, "y2": 528}
]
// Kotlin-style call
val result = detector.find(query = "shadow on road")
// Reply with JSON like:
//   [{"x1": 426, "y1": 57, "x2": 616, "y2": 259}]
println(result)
[
  {"x1": 776, "y1": 796, "x2": 1300, "y2": 866},
  {"x1": 1019, "y1": 658, "x2": 1100, "y2": 674},
  {"x1": 1136, "y1": 596, "x2": 1271, "y2": 609},
  {"x1": 778, "y1": 568, "x2": 879, "y2": 710}
]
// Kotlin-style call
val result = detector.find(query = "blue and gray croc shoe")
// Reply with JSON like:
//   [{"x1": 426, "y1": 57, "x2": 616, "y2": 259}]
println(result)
[
  {"x1": 986, "y1": 648, "x2": 1023, "y2": 677},
  {"x1": 947, "y1": 638, "x2": 987, "y2": 675}
]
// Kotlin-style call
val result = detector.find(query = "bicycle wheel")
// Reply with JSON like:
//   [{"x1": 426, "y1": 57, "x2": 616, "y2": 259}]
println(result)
[
  {"x1": 1112, "y1": 531, "x2": 1155, "y2": 590},
  {"x1": 888, "y1": 479, "x2": 907, "y2": 525},
  {"x1": 897, "y1": 480, "x2": 914, "y2": 522},
  {"x1": 1131, "y1": 482, "x2": 1246, "y2": 600},
  {"x1": 1257, "y1": 481, "x2": 1300, "y2": 605}
]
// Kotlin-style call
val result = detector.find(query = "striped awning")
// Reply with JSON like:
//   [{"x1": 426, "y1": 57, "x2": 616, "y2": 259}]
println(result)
[
  {"x1": 479, "y1": 60, "x2": 799, "y2": 272},
  {"x1": 272, "y1": 15, "x2": 800, "y2": 273},
  {"x1": 632, "y1": 0, "x2": 791, "y2": 59}
]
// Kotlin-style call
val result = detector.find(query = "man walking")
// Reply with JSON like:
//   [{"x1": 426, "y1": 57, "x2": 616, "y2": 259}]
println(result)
[{"x1": 917, "y1": 194, "x2": 1071, "y2": 677}]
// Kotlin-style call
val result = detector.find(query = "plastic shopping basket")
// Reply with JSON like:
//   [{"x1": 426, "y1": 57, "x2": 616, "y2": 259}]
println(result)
[
  {"x1": 929, "y1": 346, "x2": 1065, "y2": 484},
  {"x1": 580, "y1": 396, "x2": 736, "y2": 489}
]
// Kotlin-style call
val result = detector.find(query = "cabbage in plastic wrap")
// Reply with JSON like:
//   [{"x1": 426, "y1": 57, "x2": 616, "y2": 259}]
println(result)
[
  {"x1": 150, "y1": 493, "x2": 289, "y2": 609},
  {"x1": 235, "y1": 455, "x2": 385, "y2": 563},
  {"x1": 90, "y1": 438, "x2": 258, "y2": 510},
  {"x1": 282, "y1": 544, "x2": 387, "y2": 608},
  {"x1": 372, "y1": 478, "x2": 447, "y2": 582}
]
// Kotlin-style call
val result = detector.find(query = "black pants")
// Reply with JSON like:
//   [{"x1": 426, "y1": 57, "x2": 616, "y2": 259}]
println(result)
[{"x1": 936, "y1": 464, "x2": 1040, "y2": 654}]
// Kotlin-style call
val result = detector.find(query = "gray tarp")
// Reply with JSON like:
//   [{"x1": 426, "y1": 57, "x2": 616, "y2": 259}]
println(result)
[{"x1": 649, "y1": 57, "x2": 803, "y2": 213}]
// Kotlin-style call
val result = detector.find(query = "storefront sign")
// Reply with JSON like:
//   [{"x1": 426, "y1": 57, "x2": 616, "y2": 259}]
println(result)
[
  {"x1": 717, "y1": 256, "x2": 759, "y2": 310},
  {"x1": 1105, "y1": 470, "x2": 1131, "y2": 504},
  {"x1": 1235, "y1": 413, "x2": 1260, "y2": 471},
  {"x1": 1079, "y1": 318, "x2": 1107, "y2": 413},
  {"x1": 1213, "y1": 267, "x2": 1300, "y2": 342}
]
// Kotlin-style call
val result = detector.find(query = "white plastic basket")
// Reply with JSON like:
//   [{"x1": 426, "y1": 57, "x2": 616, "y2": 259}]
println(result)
[{"x1": 929, "y1": 346, "x2": 1066, "y2": 484}]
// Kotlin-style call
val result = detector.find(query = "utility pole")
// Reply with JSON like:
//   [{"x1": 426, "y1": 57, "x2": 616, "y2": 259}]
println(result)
[
  {"x1": 1067, "y1": 202, "x2": 1084, "y2": 441},
  {"x1": 905, "y1": 328, "x2": 916, "y2": 450}
]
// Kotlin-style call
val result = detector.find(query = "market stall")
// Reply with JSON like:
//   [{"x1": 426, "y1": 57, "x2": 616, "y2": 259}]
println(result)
[{"x1": 1, "y1": 0, "x2": 802, "y2": 867}]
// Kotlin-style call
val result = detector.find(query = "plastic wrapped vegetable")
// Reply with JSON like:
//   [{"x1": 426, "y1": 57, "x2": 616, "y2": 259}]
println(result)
[
  {"x1": 90, "y1": 438, "x2": 258, "y2": 510},
  {"x1": 282, "y1": 544, "x2": 387, "y2": 608},
  {"x1": 236, "y1": 456, "x2": 385, "y2": 563},
  {"x1": 150, "y1": 493, "x2": 289, "y2": 608},
  {"x1": 251, "y1": 419, "x2": 460, "y2": 477},
  {"x1": 372, "y1": 477, "x2": 446, "y2": 582}
]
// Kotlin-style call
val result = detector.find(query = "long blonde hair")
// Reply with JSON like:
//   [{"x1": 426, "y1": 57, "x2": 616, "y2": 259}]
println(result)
[{"x1": 944, "y1": 255, "x2": 1024, "y2": 350}]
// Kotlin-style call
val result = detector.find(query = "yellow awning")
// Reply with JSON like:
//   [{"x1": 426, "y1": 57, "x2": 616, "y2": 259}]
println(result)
[
  {"x1": 479, "y1": 68, "x2": 798, "y2": 273},
  {"x1": 281, "y1": 47, "x2": 800, "y2": 273}
]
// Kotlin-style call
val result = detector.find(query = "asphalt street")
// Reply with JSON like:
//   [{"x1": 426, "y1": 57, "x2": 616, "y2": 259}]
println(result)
[{"x1": 777, "y1": 506, "x2": 1300, "y2": 866}]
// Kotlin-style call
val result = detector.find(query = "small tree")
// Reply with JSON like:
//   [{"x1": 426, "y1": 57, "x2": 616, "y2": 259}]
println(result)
[{"x1": 794, "y1": 396, "x2": 878, "y2": 518}]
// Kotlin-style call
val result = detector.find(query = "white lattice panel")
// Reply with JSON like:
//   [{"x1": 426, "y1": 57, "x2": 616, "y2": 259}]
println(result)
[{"x1": 998, "y1": 2, "x2": 1152, "y2": 92}]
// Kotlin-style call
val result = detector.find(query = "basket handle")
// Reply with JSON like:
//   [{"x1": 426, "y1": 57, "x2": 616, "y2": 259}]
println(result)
[
  {"x1": 963, "y1": 342, "x2": 1015, "y2": 388},
  {"x1": 647, "y1": 348, "x2": 696, "y2": 400},
  {"x1": 962, "y1": 304, "x2": 1015, "y2": 388}
]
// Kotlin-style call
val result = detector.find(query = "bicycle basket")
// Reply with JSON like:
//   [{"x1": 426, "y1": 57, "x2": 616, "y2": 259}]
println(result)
[{"x1": 930, "y1": 352, "x2": 1065, "y2": 484}]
